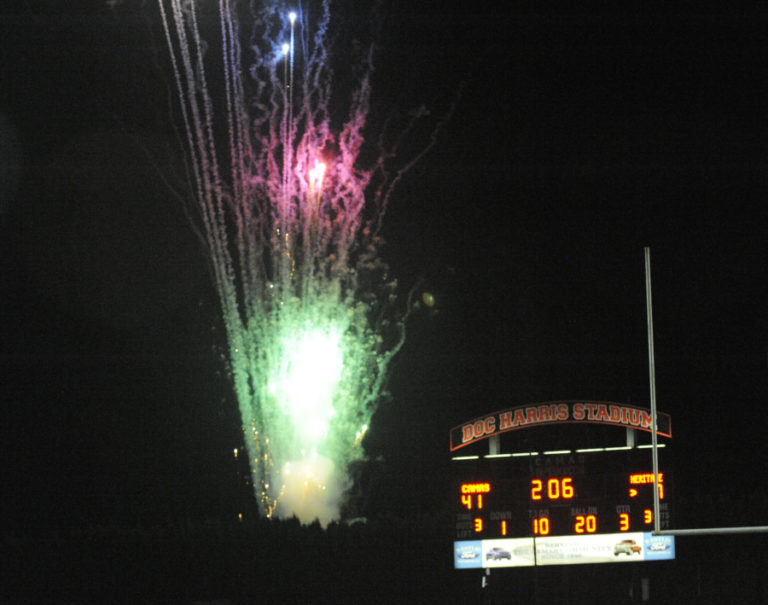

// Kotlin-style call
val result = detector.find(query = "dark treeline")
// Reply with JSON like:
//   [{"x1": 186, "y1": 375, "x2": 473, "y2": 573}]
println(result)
[
  {"x1": 2, "y1": 510, "x2": 767, "y2": 604},
  {"x1": 2, "y1": 513, "x2": 455, "y2": 604}
]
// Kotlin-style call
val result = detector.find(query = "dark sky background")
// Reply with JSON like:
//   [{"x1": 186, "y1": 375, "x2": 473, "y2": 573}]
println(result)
[{"x1": 2, "y1": 1, "x2": 766, "y2": 531}]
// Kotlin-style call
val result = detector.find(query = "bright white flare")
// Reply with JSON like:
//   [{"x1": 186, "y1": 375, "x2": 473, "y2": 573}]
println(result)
[
  {"x1": 308, "y1": 160, "x2": 326, "y2": 194},
  {"x1": 268, "y1": 327, "x2": 343, "y2": 445}
]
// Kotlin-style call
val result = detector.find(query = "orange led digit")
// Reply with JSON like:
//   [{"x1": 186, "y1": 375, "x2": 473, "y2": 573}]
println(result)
[
  {"x1": 562, "y1": 477, "x2": 574, "y2": 498},
  {"x1": 586, "y1": 515, "x2": 597, "y2": 532},
  {"x1": 644, "y1": 509, "x2": 653, "y2": 524},
  {"x1": 547, "y1": 479, "x2": 560, "y2": 500},
  {"x1": 619, "y1": 513, "x2": 630, "y2": 531},
  {"x1": 547, "y1": 478, "x2": 560, "y2": 499},
  {"x1": 501, "y1": 520, "x2": 507, "y2": 536},
  {"x1": 531, "y1": 479, "x2": 543, "y2": 500},
  {"x1": 461, "y1": 494, "x2": 472, "y2": 510},
  {"x1": 474, "y1": 518, "x2": 483, "y2": 533}
]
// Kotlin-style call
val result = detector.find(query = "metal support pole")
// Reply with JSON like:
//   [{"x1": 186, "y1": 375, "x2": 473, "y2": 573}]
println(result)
[
  {"x1": 644, "y1": 248, "x2": 661, "y2": 534},
  {"x1": 626, "y1": 427, "x2": 636, "y2": 448},
  {"x1": 643, "y1": 248, "x2": 768, "y2": 537},
  {"x1": 653, "y1": 526, "x2": 768, "y2": 535}
]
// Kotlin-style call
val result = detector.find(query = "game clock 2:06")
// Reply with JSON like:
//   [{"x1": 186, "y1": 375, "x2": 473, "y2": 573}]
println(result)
[
  {"x1": 531, "y1": 477, "x2": 574, "y2": 500},
  {"x1": 458, "y1": 472, "x2": 666, "y2": 537}
]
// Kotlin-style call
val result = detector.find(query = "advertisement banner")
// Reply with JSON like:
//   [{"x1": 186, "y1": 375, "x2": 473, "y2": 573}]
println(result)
[{"x1": 454, "y1": 532, "x2": 675, "y2": 568}]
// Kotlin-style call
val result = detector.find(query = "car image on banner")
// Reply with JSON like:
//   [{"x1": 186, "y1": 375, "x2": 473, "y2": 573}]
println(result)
[
  {"x1": 486, "y1": 547, "x2": 511, "y2": 560},
  {"x1": 613, "y1": 539, "x2": 642, "y2": 556}
]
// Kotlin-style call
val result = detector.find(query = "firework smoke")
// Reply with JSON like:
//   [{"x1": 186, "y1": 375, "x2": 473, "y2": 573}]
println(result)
[{"x1": 157, "y1": 0, "x2": 429, "y2": 524}]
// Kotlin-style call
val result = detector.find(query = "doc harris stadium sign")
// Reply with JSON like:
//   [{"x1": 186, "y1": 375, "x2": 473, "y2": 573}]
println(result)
[{"x1": 450, "y1": 401, "x2": 672, "y2": 452}]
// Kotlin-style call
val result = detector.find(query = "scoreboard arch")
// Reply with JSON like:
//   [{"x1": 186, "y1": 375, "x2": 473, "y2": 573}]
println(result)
[{"x1": 450, "y1": 400, "x2": 672, "y2": 452}]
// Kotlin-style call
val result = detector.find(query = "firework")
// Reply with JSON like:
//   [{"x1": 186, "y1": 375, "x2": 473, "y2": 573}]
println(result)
[{"x1": 157, "y1": 0, "x2": 425, "y2": 524}]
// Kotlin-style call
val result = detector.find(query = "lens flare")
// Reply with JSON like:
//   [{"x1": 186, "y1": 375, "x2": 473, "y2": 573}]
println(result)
[{"x1": 156, "y1": 0, "x2": 427, "y2": 523}]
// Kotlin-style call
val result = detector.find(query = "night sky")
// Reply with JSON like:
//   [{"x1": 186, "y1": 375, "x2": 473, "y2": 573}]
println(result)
[{"x1": 2, "y1": 1, "x2": 767, "y2": 537}]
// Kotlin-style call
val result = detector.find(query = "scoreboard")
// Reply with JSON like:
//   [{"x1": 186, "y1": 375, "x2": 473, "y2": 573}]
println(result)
[{"x1": 453, "y1": 448, "x2": 675, "y2": 568}]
